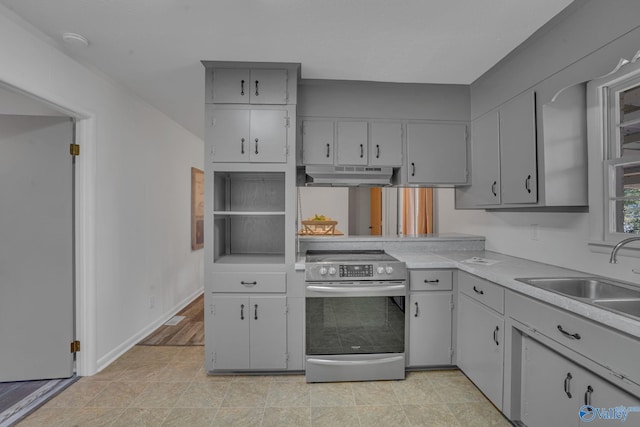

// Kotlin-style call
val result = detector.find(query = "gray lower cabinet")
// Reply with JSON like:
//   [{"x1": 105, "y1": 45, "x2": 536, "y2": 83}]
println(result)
[
  {"x1": 408, "y1": 293, "x2": 453, "y2": 366},
  {"x1": 457, "y1": 292, "x2": 504, "y2": 409},
  {"x1": 209, "y1": 295, "x2": 287, "y2": 370},
  {"x1": 521, "y1": 335, "x2": 640, "y2": 427}
]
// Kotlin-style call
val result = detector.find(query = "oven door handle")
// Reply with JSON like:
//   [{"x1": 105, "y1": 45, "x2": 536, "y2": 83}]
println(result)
[
  {"x1": 306, "y1": 284, "x2": 406, "y2": 297},
  {"x1": 306, "y1": 355, "x2": 405, "y2": 367}
]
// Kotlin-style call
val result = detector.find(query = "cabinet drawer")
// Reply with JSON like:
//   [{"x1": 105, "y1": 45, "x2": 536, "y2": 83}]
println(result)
[
  {"x1": 212, "y1": 272, "x2": 286, "y2": 293},
  {"x1": 458, "y1": 272, "x2": 504, "y2": 314},
  {"x1": 507, "y1": 291, "x2": 640, "y2": 386},
  {"x1": 410, "y1": 270, "x2": 453, "y2": 291}
]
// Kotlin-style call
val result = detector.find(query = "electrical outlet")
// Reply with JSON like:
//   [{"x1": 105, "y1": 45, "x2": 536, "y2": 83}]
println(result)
[
  {"x1": 531, "y1": 224, "x2": 539, "y2": 240},
  {"x1": 149, "y1": 296, "x2": 155, "y2": 309}
]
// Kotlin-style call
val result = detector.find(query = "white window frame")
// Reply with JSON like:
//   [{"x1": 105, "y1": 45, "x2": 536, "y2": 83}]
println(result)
[{"x1": 588, "y1": 52, "x2": 640, "y2": 247}]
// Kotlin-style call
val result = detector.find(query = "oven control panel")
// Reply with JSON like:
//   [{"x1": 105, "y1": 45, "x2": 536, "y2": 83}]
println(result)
[{"x1": 339, "y1": 264, "x2": 373, "y2": 278}]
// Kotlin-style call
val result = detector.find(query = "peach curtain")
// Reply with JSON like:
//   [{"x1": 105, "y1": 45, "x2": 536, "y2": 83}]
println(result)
[{"x1": 401, "y1": 188, "x2": 433, "y2": 235}]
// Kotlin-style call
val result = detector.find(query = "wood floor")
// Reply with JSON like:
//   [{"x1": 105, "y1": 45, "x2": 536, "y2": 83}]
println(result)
[{"x1": 138, "y1": 294, "x2": 204, "y2": 346}]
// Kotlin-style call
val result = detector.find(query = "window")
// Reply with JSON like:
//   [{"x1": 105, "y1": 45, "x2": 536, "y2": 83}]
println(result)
[{"x1": 604, "y1": 72, "x2": 640, "y2": 236}]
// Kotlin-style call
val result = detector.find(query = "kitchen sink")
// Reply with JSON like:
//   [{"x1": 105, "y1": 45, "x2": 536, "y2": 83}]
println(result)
[
  {"x1": 515, "y1": 277, "x2": 640, "y2": 300},
  {"x1": 593, "y1": 299, "x2": 640, "y2": 318}
]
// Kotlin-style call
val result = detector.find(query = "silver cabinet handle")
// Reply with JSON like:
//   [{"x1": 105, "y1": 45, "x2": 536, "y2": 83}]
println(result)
[
  {"x1": 473, "y1": 286, "x2": 484, "y2": 295},
  {"x1": 240, "y1": 304, "x2": 245, "y2": 320},
  {"x1": 241, "y1": 137, "x2": 245, "y2": 154},
  {"x1": 360, "y1": 144, "x2": 364, "y2": 158},
  {"x1": 584, "y1": 385, "x2": 594, "y2": 407},
  {"x1": 254, "y1": 138, "x2": 259, "y2": 155},
  {"x1": 240, "y1": 79, "x2": 245, "y2": 96},
  {"x1": 414, "y1": 301, "x2": 419, "y2": 317},
  {"x1": 326, "y1": 143, "x2": 330, "y2": 158},
  {"x1": 491, "y1": 181, "x2": 497, "y2": 197},
  {"x1": 493, "y1": 325, "x2": 500, "y2": 346},
  {"x1": 525, "y1": 174, "x2": 532, "y2": 193},
  {"x1": 411, "y1": 163, "x2": 416, "y2": 177},
  {"x1": 255, "y1": 80, "x2": 259, "y2": 96},
  {"x1": 254, "y1": 304, "x2": 258, "y2": 320},
  {"x1": 241, "y1": 281, "x2": 257, "y2": 287},
  {"x1": 564, "y1": 373, "x2": 573, "y2": 398},
  {"x1": 376, "y1": 144, "x2": 380, "y2": 158},
  {"x1": 557, "y1": 325, "x2": 581, "y2": 340}
]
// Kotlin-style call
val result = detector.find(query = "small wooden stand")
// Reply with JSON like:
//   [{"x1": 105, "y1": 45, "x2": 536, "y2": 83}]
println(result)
[{"x1": 299, "y1": 220, "x2": 343, "y2": 235}]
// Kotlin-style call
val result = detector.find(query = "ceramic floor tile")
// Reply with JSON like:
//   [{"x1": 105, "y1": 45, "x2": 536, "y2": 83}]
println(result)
[
  {"x1": 42, "y1": 380, "x2": 110, "y2": 408},
  {"x1": 117, "y1": 362, "x2": 170, "y2": 382},
  {"x1": 57, "y1": 407, "x2": 124, "y2": 426},
  {"x1": 402, "y1": 403, "x2": 462, "y2": 427},
  {"x1": 310, "y1": 383, "x2": 355, "y2": 407},
  {"x1": 132, "y1": 382, "x2": 190, "y2": 408},
  {"x1": 161, "y1": 407, "x2": 217, "y2": 427},
  {"x1": 431, "y1": 376, "x2": 486, "y2": 403},
  {"x1": 174, "y1": 382, "x2": 229, "y2": 407},
  {"x1": 170, "y1": 346, "x2": 205, "y2": 363},
  {"x1": 110, "y1": 407, "x2": 172, "y2": 427},
  {"x1": 266, "y1": 382, "x2": 310, "y2": 407},
  {"x1": 150, "y1": 362, "x2": 202, "y2": 382},
  {"x1": 85, "y1": 381, "x2": 148, "y2": 408},
  {"x1": 357, "y1": 405, "x2": 411, "y2": 427},
  {"x1": 221, "y1": 382, "x2": 270, "y2": 407},
  {"x1": 351, "y1": 381, "x2": 399, "y2": 405},
  {"x1": 17, "y1": 407, "x2": 72, "y2": 426},
  {"x1": 448, "y1": 402, "x2": 513, "y2": 427},
  {"x1": 311, "y1": 406, "x2": 361, "y2": 427},
  {"x1": 210, "y1": 407, "x2": 264, "y2": 427},
  {"x1": 391, "y1": 378, "x2": 442, "y2": 405},
  {"x1": 262, "y1": 407, "x2": 311, "y2": 427}
]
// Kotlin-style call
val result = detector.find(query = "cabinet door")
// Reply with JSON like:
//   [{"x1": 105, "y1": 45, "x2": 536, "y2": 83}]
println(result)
[
  {"x1": 249, "y1": 69, "x2": 288, "y2": 104},
  {"x1": 499, "y1": 91, "x2": 537, "y2": 204},
  {"x1": 406, "y1": 123, "x2": 468, "y2": 184},
  {"x1": 337, "y1": 121, "x2": 368, "y2": 165},
  {"x1": 457, "y1": 293, "x2": 504, "y2": 409},
  {"x1": 471, "y1": 112, "x2": 501, "y2": 205},
  {"x1": 211, "y1": 68, "x2": 251, "y2": 104},
  {"x1": 249, "y1": 296, "x2": 287, "y2": 369},
  {"x1": 577, "y1": 370, "x2": 640, "y2": 426},
  {"x1": 210, "y1": 296, "x2": 250, "y2": 370},
  {"x1": 370, "y1": 121, "x2": 402, "y2": 166},
  {"x1": 520, "y1": 336, "x2": 579, "y2": 427},
  {"x1": 408, "y1": 293, "x2": 452, "y2": 366},
  {"x1": 302, "y1": 120, "x2": 334, "y2": 165},
  {"x1": 249, "y1": 110, "x2": 288, "y2": 163},
  {"x1": 208, "y1": 108, "x2": 251, "y2": 162}
]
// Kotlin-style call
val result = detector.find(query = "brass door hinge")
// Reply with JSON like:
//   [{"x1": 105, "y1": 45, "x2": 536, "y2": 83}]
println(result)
[
  {"x1": 70, "y1": 340, "x2": 81, "y2": 353},
  {"x1": 69, "y1": 144, "x2": 80, "y2": 156}
]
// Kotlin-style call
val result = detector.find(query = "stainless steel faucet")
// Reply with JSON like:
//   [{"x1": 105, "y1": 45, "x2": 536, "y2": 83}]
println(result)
[{"x1": 609, "y1": 236, "x2": 640, "y2": 263}]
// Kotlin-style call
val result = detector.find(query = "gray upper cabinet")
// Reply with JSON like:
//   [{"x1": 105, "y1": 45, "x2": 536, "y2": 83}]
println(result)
[
  {"x1": 209, "y1": 68, "x2": 288, "y2": 104},
  {"x1": 406, "y1": 122, "x2": 468, "y2": 184},
  {"x1": 207, "y1": 106, "x2": 288, "y2": 163},
  {"x1": 370, "y1": 121, "x2": 402, "y2": 166},
  {"x1": 337, "y1": 121, "x2": 368, "y2": 166},
  {"x1": 469, "y1": 112, "x2": 501, "y2": 206},
  {"x1": 499, "y1": 91, "x2": 537, "y2": 204},
  {"x1": 301, "y1": 120, "x2": 334, "y2": 165}
]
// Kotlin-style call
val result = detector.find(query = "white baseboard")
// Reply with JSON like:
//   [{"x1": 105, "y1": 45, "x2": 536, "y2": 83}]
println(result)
[{"x1": 95, "y1": 287, "x2": 204, "y2": 373}]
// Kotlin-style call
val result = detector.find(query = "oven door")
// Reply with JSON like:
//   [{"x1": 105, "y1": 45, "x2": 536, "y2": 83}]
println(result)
[{"x1": 305, "y1": 281, "x2": 406, "y2": 382}]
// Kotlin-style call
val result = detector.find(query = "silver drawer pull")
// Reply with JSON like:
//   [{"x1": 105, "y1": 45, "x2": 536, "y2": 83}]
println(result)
[
  {"x1": 424, "y1": 279, "x2": 440, "y2": 284},
  {"x1": 473, "y1": 286, "x2": 484, "y2": 295},
  {"x1": 557, "y1": 325, "x2": 581, "y2": 340},
  {"x1": 241, "y1": 281, "x2": 257, "y2": 287}
]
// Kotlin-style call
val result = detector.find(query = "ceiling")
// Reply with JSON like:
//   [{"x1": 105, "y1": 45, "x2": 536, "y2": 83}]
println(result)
[{"x1": 0, "y1": 0, "x2": 574, "y2": 139}]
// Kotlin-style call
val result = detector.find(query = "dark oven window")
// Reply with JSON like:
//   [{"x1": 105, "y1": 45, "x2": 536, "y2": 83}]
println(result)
[{"x1": 306, "y1": 296, "x2": 405, "y2": 355}]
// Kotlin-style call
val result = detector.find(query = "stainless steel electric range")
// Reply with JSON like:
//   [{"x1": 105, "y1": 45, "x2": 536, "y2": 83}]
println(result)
[{"x1": 304, "y1": 250, "x2": 407, "y2": 382}]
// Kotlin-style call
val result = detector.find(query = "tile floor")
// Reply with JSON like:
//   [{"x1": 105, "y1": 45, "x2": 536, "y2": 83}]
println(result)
[{"x1": 19, "y1": 345, "x2": 512, "y2": 426}]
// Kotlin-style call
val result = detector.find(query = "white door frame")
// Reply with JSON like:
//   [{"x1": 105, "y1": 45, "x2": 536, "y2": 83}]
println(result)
[{"x1": 0, "y1": 79, "x2": 97, "y2": 376}]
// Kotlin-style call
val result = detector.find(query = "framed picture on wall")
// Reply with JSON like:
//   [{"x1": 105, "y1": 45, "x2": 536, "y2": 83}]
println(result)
[{"x1": 191, "y1": 167, "x2": 204, "y2": 250}]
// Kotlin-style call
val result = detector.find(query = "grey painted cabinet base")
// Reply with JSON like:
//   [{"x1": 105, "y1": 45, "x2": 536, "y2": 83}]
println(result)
[{"x1": 408, "y1": 293, "x2": 453, "y2": 366}]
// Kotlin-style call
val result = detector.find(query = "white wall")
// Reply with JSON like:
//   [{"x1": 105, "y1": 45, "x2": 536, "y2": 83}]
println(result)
[
  {"x1": 0, "y1": 8, "x2": 204, "y2": 372},
  {"x1": 298, "y1": 188, "x2": 349, "y2": 235}
]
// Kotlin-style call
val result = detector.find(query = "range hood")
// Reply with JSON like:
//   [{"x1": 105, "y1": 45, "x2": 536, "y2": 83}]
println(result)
[{"x1": 304, "y1": 165, "x2": 394, "y2": 187}]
